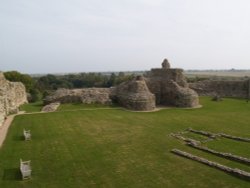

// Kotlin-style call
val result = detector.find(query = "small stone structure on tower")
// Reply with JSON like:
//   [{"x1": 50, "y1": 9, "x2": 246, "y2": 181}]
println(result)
[
  {"x1": 161, "y1": 58, "x2": 171, "y2": 69},
  {"x1": 145, "y1": 60, "x2": 199, "y2": 108}
]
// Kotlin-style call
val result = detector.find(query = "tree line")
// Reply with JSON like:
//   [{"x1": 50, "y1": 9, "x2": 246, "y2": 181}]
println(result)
[{"x1": 4, "y1": 71, "x2": 134, "y2": 102}]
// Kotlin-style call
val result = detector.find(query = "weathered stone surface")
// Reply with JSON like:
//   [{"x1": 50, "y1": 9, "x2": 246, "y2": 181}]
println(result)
[
  {"x1": 44, "y1": 88, "x2": 112, "y2": 105},
  {"x1": 44, "y1": 59, "x2": 199, "y2": 111},
  {"x1": 211, "y1": 94, "x2": 223, "y2": 102},
  {"x1": 170, "y1": 133, "x2": 201, "y2": 145},
  {"x1": 145, "y1": 60, "x2": 199, "y2": 107},
  {"x1": 188, "y1": 128, "x2": 219, "y2": 139},
  {"x1": 220, "y1": 133, "x2": 250, "y2": 142},
  {"x1": 42, "y1": 102, "x2": 60, "y2": 112},
  {"x1": 114, "y1": 76, "x2": 156, "y2": 111},
  {"x1": 0, "y1": 72, "x2": 27, "y2": 126},
  {"x1": 187, "y1": 142, "x2": 250, "y2": 165},
  {"x1": 171, "y1": 149, "x2": 250, "y2": 180},
  {"x1": 189, "y1": 80, "x2": 249, "y2": 98},
  {"x1": 161, "y1": 58, "x2": 170, "y2": 69}
]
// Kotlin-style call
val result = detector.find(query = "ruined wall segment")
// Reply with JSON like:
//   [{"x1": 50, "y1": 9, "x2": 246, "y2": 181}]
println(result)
[
  {"x1": 189, "y1": 80, "x2": 249, "y2": 98},
  {"x1": 44, "y1": 59, "x2": 199, "y2": 111},
  {"x1": 0, "y1": 72, "x2": 27, "y2": 126},
  {"x1": 115, "y1": 76, "x2": 156, "y2": 111},
  {"x1": 145, "y1": 59, "x2": 199, "y2": 107},
  {"x1": 44, "y1": 88, "x2": 112, "y2": 105}
]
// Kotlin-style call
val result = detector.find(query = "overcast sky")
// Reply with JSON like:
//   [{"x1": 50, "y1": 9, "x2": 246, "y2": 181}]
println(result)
[{"x1": 1, "y1": 0, "x2": 250, "y2": 73}]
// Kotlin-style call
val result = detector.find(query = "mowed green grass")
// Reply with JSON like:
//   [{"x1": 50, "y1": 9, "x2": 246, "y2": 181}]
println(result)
[
  {"x1": 19, "y1": 101, "x2": 43, "y2": 113},
  {"x1": 0, "y1": 97, "x2": 250, "y2": 188}
]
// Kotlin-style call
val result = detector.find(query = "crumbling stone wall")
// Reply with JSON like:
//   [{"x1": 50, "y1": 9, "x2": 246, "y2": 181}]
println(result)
[
  {"x1": 45, "y1": 59, "x2": 199, "y2": 111},
  {"x1": 44, "y1": 88, "x2": 112, "y2": 105},
  {"x1": 0, "y1": 72, "x2": 27, "y2": 126},
  {"x1": 114, "y1": 76, "x2": 155, "y2": 111},
  {"x1": 189, "y1": 80, "x2": 249, "y2": 98},
  {"x1": 145, "y1": 60, "x2": 199, "y2": 107}
]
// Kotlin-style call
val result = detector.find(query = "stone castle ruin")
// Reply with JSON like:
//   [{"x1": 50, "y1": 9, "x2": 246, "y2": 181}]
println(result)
[
  {"x1": 145, "y1": 59, "x2": 199, "y2": 108},
  {"x1": 0, "y1": 72, "x2": 27, "y2": 126},
  {"x1": 45, "y1": 59, "x2": 200, "y2": 111},
  {"x1": 114, "y1": 75, "x2": 156, "y2": 111}
]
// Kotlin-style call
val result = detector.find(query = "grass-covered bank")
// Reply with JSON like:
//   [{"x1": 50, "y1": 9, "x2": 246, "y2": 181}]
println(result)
[{"x1": 0, "y1": 97, "x2": 250, "y2": 187}]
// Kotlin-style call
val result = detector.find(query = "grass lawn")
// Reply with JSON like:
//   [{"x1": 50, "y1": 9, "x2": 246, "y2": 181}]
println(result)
[
  {"x1": 19, "y1": 101, "x2": 43, "y2": 113},
  {"x1": 0, "y1": 97, "x2": 250, "y2": 187},
  {"x1": 57, "y1": 103, "x2": 119, "y2": 111}
]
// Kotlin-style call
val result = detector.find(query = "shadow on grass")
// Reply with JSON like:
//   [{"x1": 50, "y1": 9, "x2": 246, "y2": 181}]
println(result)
[
  {"x1": 2, "y1": 168, "x2": 22, "y2": 181},
  {"x1": 12, "y1": 135, "x2": 24, "y2": 141}
]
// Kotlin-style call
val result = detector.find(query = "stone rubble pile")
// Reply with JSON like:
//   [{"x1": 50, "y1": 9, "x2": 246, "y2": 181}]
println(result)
[{"x1": 41, "y1": 102, "x2": 61, "y2": 112}]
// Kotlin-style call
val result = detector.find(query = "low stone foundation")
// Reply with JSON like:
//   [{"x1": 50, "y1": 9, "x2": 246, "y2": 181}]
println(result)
[
  {"x1": 171, "y1": 149, "x2": 250, "y2": 180},
  {"x1": 187, "y1": 142, "x2": 250, "y2": 165},
  {"x1": 188, "y1": 128, "x2": 219, "y2": 139},
  {"x1": 219, "y1": 133, "x2": 250, "y2": 142}
]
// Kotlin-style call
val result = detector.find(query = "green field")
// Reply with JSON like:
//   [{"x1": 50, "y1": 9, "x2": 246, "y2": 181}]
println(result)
[{"x1": 0, "y1": 97, "x2": 250, "y2": 187}]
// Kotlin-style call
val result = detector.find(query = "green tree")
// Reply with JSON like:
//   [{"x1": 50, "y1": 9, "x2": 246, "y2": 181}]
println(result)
[
  {"x1": 4, "y1": 71, "x2": 34, "y2": 91},
  {"x1": 29, "y1": 88, "x2": 41, "y2": 102}
]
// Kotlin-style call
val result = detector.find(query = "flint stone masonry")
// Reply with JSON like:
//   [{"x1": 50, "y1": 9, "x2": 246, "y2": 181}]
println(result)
[
  {"x1": 0, "y1": 72, "x2": 27, "y2": 127},
  {"x1": 170, "y1": 133, "x2": 201, "y2": 145},
  {"x1": 42, "y1": 102, "x2": 61, "y2": 112},
  {"x1": 145, "y1": 62, "x2": 199, "y2": 107},
  {"x1": 171, "y1": 149, "x2": 250, "y2": 180},
  {"x1": 189, "y1": 80, "x2": 249, "y2": 98},
  {"x1": 220, "y1": 133, "x2": 250, "y2": 142},
  {"x1": 188, "y1": 128, "x2": 218, "y2": 139},
  {"x1": 187, "y1": 142, "x2": 250, "y2": 165},
  {"x1": 44, "y1": 59, "x2": 199, "y2": 111},
  {"x1": 188, "y1": 128, "x2": 250, "y2": 143},
  {"x1": 114, "y1": 76, "x2": 156, "y2": 111},
  {"x1": 161, "y1": 58, "x2": 171, "y2": 69},
  {"x1": 44, "y1": 88, "x2": 112, "y2": 105}
]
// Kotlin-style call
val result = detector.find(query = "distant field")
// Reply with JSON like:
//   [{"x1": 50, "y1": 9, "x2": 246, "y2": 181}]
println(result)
[
  {"x1": 1, "y1": 97, "x2": 250, "y2": 187},
  {"x1": 185, "y1": 70, "x2": 250, "y2": 79}
]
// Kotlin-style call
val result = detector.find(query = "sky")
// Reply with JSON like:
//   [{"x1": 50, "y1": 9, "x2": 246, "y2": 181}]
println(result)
[{"x1": 0, "y1": 0, "x2": 250, "y2": 74}]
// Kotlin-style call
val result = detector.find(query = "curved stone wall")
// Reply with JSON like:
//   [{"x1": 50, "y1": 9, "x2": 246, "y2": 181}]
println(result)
[{"x1": 115, "y1": 76, "x2": 156, "y2": 111}]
